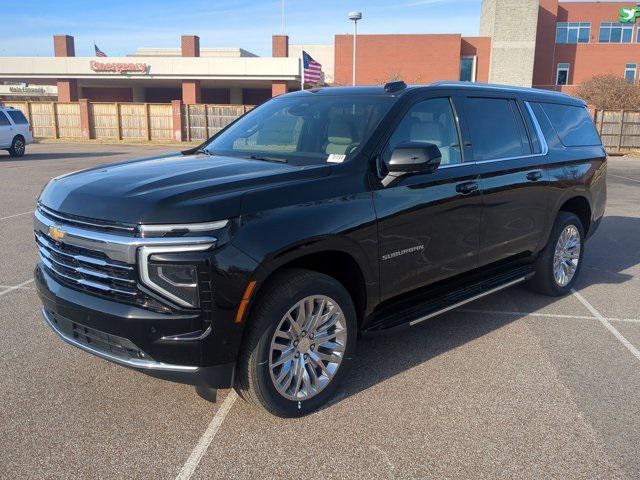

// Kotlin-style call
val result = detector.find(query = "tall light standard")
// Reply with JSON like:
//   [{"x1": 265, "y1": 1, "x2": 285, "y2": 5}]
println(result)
[{"x1": 348, "y1": 11, "x2": 362, "y2": 86}]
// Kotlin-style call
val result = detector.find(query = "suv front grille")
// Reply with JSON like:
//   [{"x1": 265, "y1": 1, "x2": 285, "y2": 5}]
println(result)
[{"x1": 35, "y1": 231, "x2": 138, "y2": 299}]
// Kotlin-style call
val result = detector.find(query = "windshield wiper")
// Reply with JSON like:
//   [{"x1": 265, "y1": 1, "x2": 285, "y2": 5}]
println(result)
[
  {"x1": 196, "y1": 148, "x2": 212, "y2": 156},
  {"x1": 248, "y1": 154, "x2": 288, "y2": 163}
]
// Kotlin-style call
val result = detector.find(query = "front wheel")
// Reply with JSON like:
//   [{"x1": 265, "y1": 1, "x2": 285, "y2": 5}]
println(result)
[
  {"x1": 528, "y1": 211, "x2": 585, "y2": 296},
  {"x1": 235, "y1": 269, "x2": 357, "y2": 417},
  {"x1": 8, "y1": 136, "x2": 26, "y2": 158}
]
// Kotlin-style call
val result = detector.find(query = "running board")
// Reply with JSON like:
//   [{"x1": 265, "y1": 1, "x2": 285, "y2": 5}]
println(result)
[{"x1": 364, "y1": 265, "x2": 535, "y2": 333}]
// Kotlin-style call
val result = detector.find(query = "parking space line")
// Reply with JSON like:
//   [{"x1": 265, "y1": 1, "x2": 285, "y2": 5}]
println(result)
[
  {"x1": 0, "y1": 279, "x2": 35, "y2": 297},
  {"x1": 572, "y1": 289, "x2": 640, "y2": 362},
  {"x1": 458, "y1": 308, "x2": 640, "y2": 324},
  {"x1": 609, "y1": 173, "x2": 640, "y2": 184},
  {"x1": 175, "y1": 390, "x2": 238, "y2": 480},
  {"x1": 0, "y1": 211, "x2": 33, "y2": 221}
]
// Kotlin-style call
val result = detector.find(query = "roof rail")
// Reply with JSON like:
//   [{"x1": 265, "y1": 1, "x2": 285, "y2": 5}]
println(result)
[
  {"x1": 429, "y1": 80, "x2": 576, "y2": 99},
  {"x1": 384, "y1": 80, "x2": 407, "y2": 93}
]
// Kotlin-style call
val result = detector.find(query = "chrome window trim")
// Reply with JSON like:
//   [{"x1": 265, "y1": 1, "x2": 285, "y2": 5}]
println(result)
[
  {"x1": 138, "y1": 244, "x2": 214, "y2": 308},
  {"x1": 34, "y1": 208, "x2": 216, "y2": 264},
  {"x1": 524, "y1": 101, "x2": 550, "y2": 156},
  {"x1": 42, "y1": 308, "x2": 199, "y2": 372}
]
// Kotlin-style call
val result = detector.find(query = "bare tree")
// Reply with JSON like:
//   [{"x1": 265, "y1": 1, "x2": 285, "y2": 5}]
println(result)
[{"x1": 576, "y1": 75, "x2": 640, "y2": 110}]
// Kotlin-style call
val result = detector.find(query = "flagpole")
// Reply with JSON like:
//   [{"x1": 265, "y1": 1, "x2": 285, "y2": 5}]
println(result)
[
  {"x1": 300, "y1": 55, "x2": 304, "y2": 91},
  {"x1": 281, "y1": 0, "x2": 285, "y2": 35}
]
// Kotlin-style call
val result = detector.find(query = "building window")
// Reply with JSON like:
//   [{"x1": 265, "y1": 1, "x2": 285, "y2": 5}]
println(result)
[
  {"x1": 625, "y1": 64, "x2": 637, "y2": 83},
  {"x1": 460, "y1": 56, "x2": 476, "y2": 82},
  {"x1": 556, "y1": 63, "x2": 570, "y2": 85},
  {"x1": 556, "y1": 22, "x2": 590, "y2": 44},
  {"x1": 599, "y1": 22, "x2": 634, "y2": 43}
]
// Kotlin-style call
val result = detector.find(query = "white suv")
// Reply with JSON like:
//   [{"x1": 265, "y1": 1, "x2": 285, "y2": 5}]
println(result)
[{"x1": 0, "y1": 106, "x2": 33, "y2": 157}]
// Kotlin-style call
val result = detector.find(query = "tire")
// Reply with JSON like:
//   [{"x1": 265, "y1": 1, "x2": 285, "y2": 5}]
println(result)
[
  {"x1": 8, "y1": 136, "x2": 25, "y2": 158},
  {"x1": 235, "y1": 268, "x2": 357, "y2": 417},
  {"x1": 528, "y1": 211, "x2": 585, "y2": 296}
]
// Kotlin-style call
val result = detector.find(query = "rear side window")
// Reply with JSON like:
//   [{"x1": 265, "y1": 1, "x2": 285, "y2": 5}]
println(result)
[
  {"x1": 464, "y1": 97, "x2": 525, "y2": 161},
  {"x1": 538, "y1": 103, "x2": 601, "y2": 147},
  {"x1": 0, "y1": 112, "x2": 10, "y2": 126},
  {"x1": 7, "y1": 110, "x2": 28, "y2": 125}
]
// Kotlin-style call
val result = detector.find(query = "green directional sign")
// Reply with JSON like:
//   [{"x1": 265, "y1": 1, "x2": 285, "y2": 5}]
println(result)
[{"x1": 619, "y1": 6, "x2": 640, "y2": 23}]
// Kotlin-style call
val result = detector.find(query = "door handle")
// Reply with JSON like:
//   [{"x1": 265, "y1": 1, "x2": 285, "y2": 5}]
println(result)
[
  {"x1": 456, "y1": 181, "x2": 479, "y2": 195},
  {"x1": 526, "y1": 170, "x2": 543, "y2": 182}
]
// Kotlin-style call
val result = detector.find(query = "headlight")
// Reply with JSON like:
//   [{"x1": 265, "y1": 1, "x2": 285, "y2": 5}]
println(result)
[
  {"x1": 148, "y1": 263, "x2": 199, "y2": 307},
  {"x1": 138, "y1": 243, "x2": 214, "y2": 308}
]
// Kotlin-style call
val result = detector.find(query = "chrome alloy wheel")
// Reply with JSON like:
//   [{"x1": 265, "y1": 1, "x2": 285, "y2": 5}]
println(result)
[
  {"x1": 268, "y1": 295, "x2": 347, "y2": 401},
  {"x1": 553, "y1": 225, "x2": 581, "y2": 287},
  {"x1": 14, "y1": 139, "x2": 25, "y2": 156}
]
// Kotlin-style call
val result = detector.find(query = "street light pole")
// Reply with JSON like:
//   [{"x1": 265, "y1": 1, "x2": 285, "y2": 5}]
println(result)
[{"x1": 348, "y1": 11, "x2": 362, "y2": 86}]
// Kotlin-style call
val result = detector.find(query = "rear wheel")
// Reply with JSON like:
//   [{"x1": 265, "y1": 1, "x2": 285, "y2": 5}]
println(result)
[
  {"x1": 8, "y1": 136, "x2": 25, "y2": 158},
  {"x1": 236, "y1": 269, "x2": 357, "y2": 417},
  {"x1": 528, "y1": 211, "x2": 584, "y2": 296}
]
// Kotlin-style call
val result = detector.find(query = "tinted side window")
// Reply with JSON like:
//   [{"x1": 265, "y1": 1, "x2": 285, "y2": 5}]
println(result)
[
  {"x1": 0, "y1": 112, "x2": 10, "y2": 126},
  {"x1": 387, "y1": 97, "x2": 462, "y2": 165},
  {"x1": 538, "y1": 103, "x2": 601, "y2": 147},
  {"x1": 465, "y1": 98, "x2": 524, "y2": 161},
  {"x1": 7, "y1": 110, "x2": 28, "y2": 125},
  {"x1": 520, "y1": 102, "x2": 542, "y2": 154}
]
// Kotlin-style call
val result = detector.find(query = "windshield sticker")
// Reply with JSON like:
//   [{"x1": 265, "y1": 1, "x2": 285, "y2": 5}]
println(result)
[{"x1": 327, "y1": 154, "x2": 346, "y2": 163}]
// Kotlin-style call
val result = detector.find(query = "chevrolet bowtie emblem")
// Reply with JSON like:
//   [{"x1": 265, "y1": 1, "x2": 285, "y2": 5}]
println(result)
[{"x1": 48, "y1": 225, "x2": 66, "y2": 242}]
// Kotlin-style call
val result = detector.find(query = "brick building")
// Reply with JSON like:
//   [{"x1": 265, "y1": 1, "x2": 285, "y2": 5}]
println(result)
[
  {"x1": 1, "y1": 0, "x2": 639, "y2": 104},
  {"x1": 333, "y1": 0, "x2": 640, "y2": 92}
]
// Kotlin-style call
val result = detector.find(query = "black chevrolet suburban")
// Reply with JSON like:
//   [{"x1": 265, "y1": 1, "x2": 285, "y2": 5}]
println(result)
[{"x1": 34, "y1": 81, "x2": 606, "y2": 417}]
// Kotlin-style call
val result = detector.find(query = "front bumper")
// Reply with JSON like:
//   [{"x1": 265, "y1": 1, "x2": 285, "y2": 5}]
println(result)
[{"x1": 36, "y1": 265, "x2": 235, "y2": 388}]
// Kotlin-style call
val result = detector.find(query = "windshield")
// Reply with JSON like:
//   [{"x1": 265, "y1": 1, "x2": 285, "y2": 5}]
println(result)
[{"x1": 202, "y1": 95, "x2": 395, "y2": 165}]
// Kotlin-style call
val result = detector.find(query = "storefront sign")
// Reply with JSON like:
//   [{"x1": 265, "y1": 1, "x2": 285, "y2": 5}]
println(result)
[
  {"x1": 619, "y1": 7, "x2": 640, "y2": 23},
  {"x1": 90, "y1": 61, "x2": 148, "y2": 74},
  {"x1": 0, "y1": 84, "x2": 57, "y2": 97},
  {"x1": 9, "y1": 86, "x2": 47, "y2": 94}
]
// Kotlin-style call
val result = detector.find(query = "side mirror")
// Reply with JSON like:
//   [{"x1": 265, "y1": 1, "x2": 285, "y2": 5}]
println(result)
[{"x1": 388, "y1": 142, "x2": 442, "y2": 174}]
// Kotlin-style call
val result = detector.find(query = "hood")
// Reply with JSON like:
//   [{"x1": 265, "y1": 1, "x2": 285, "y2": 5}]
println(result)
[{"x1": 39, "y1": 153, "x2": 330, "y2": 224}]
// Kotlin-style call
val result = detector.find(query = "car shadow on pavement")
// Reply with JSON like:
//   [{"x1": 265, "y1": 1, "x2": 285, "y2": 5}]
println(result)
[
  {"x1": 577, "y1": 215, "x2": 639, "y2": 287},
  {"x1": 0, "y1": 152, "x2": 123, "y2": 162},
  {"x1": 325, "y1": 214, "x2": 640, "y2": 410}
]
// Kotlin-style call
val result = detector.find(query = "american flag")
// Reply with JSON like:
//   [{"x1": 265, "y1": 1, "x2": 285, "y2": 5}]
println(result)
[
  {"x1": 302, "y1": 51, "x2": 322, "y2": 85},
  {"x1": 94, "y1": 44, "x2": 107, "y2": 57}
]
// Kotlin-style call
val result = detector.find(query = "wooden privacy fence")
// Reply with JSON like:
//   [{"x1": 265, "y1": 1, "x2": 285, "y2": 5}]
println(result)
[
  {"x1": 182, "y1": 104, "x2": 253, "y2": 141},
  {"x1": 3, "y1": 100, "x2": 252, "y2": 142},
  {"x1": 595, "y1": 109, "x2": 640, "y2": 151}
]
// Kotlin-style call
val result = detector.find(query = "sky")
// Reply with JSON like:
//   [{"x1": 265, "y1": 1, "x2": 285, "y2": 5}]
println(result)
[{"x1": 0, "y1": 0, "x2": 485, "y2": 57}]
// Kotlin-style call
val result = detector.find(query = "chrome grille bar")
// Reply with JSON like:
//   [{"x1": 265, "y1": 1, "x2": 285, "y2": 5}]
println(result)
[
  {"x1": 36, "y1": 240, "x2": 135, "y2": 286},
  {"x1": 39, "y1": 255, "x2": 137, "y2": 297}
]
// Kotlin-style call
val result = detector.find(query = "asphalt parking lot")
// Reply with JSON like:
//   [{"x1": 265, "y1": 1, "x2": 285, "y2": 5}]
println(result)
[{"x1": 1, "y1": 143, "x2": 639, "y2": 479}]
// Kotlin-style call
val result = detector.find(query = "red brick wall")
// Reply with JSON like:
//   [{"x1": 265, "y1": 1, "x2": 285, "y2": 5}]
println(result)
[
  {"x1": 57, "y1": 80, "x2": 78, "y2": 102},
  {"x1": 534, "y1": 1, "x2": 640, "y2": 88},
  {"x1": 53, "y1": 35, "x2": 75, "y2": 57},
  {"x1": 460, "y1": 37, "x2": 491, "y2": 82},
  {"x1": 272, "y1": 35, "x2": 289, "y2": 57},
  {"x1": 334, "y1": 34, "x2": 463, "y2": 85},
  {"x1": 181, "y1": 35, "x2": 200, "y2": 57},
  {"x1": 533, "y1": 0, "x2": 559, "y2": 87}
]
